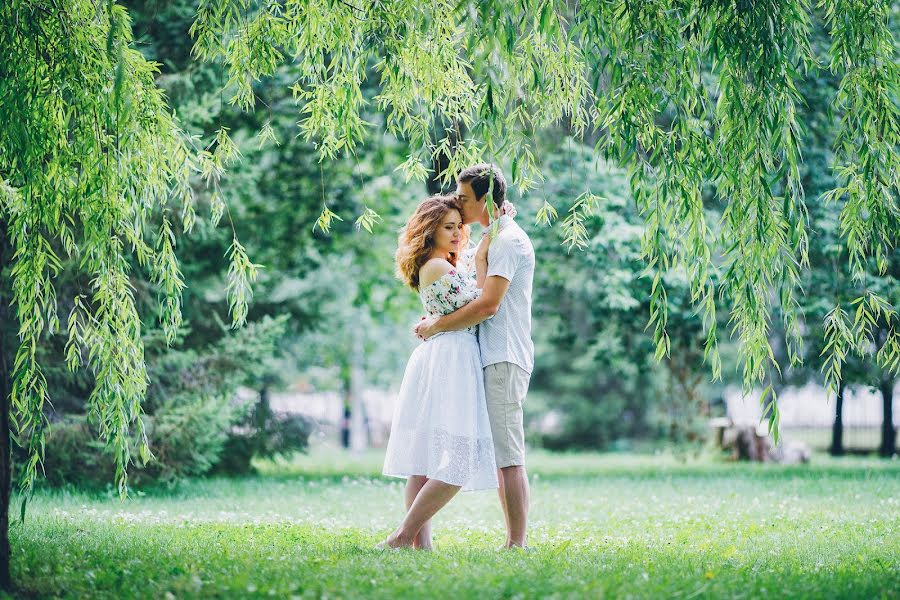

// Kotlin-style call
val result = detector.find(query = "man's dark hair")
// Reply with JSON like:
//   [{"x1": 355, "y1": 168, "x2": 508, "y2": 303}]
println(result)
[{"x1": 457, "y1": 163, "x2": 507, "y2": 206}]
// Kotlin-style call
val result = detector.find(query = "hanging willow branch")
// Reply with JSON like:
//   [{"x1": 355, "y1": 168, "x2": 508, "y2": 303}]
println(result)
[
  {"x1": 0, "y1": 1, "x2": 257, "y2": 499},
  {"x1": 188, "y1": 0, "x2": 899, "y2": 428},
  {"x1": 818, "y1": 0, "x2": 900, "y2": 396},
  {"x1": 2, "y1": 0, "x2": 898, "y2": 497}
]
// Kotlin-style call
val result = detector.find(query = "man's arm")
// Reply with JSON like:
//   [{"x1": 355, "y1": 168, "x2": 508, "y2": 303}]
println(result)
[{"x1": 415, "y1": 275, "x2": 510, "y2": 339}]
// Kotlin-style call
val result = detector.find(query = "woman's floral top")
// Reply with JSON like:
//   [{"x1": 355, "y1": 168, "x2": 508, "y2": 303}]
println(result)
[{"x1": 419, "y1": 269, "x2": 481, "y2": 335}]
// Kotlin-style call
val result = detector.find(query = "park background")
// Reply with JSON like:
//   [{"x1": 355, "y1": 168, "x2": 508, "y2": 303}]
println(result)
[
  {"x1": 0, "y1": 0, "x2": 898, "y2": 598},
  {"x1": 11, "y1": 0, "x2": 897, "y2": 482}
]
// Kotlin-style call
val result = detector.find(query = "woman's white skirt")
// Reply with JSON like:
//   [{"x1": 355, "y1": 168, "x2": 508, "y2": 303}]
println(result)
[{"x1": 382, "y1": 331, "x2": 498, "y2": 491}]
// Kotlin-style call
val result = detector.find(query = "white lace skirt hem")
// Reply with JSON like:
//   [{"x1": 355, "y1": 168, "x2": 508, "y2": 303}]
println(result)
[
  {"x1": 383, "y1": 427, "x2": 498, "y2": 491},
  {"x1": 382, "y1": 331, "x2": 498, "y2": 492}
]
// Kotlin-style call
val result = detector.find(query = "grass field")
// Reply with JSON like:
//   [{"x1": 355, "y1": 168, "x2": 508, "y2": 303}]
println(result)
[{"x1": 6, "y1": 448, "x2": 899, "y2": 599}]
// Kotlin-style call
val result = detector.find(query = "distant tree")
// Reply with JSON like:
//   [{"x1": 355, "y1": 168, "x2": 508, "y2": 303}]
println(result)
[
  {"x1": 126, "y1": 0, "x2": 423, "y2": 455},
  {"x1": 782, "y1": 17, "x2": 899, "y2": 456},
  {"x1": 527, "y1": 137, "x2": 731, "y2": 449}
]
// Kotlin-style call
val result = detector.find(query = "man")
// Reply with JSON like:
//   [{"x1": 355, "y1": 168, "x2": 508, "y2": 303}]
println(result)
[{"x1": 415, "y1": 163, "x2": 535, "y2": 549}]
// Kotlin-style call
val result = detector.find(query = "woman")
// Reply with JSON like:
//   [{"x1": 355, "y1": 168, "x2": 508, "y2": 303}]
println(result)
[{"x1": 379, "y1": 194, "x2": 497, "y2": 550}]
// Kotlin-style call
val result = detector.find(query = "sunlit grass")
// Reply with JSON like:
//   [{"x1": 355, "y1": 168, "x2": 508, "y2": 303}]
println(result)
[{"x1": 9, "y1": 447, "x2": 899, "y2": 599}]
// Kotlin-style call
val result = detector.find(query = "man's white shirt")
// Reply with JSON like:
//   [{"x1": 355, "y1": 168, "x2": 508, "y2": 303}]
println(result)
[{"x1": 460, "y1": 215, "x2": 535, "y2": 374}]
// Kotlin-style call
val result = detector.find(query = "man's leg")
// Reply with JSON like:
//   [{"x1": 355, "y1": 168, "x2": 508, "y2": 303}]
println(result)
[
  {"x1": 484, "y1": 362, "x2": 531, "y2": 548},
  {"x1": 384, "y1": 479, "x2": 460, "y2": 548},
  {"x1": 405, "y1": 475, "x2": 432, "y2": 549},
  {"x1": 499, "y1": 465, "x2": 529, "y2": 547},
  {"x1": 496, "y1": 468, "x2": 510, "y2": 544}
]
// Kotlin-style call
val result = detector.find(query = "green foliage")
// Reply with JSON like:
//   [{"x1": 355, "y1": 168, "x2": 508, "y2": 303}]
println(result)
[
  {"x1": 817, "y1": 0, "x2": 900, "y2": 395},
  {"x1": 0, "y1": 1, "x2": 260, "y2": 500},
  {"x1": 33, "y1": 394, "x2": 246, "y2": 489},
  {"x1": 138, "y1": 315, "x2": 290, "y2": 482},
  {"x1": 27, "y1": 416, "x2": 116, "y2": 489},
  {"x1": 27, "y1": 314, "x2": 290, "y2": 488},
  {"x1": 3, "y1": 0, "x2": 899, "y2": 505},
  {"x1": 213, "y1": 411, "x2": 314, "y2": 476},
  {"x1": 527, "y1": 138, "x2": 726, "y2": 449},
  {"x1": 559, "y1": 191, "x2": 603, "y2": 252},
  {"x1": 141, "y1": 392, "x2": 250, "y2": 484},
  {"x1": 190, "y1": 0, "x2": 900, "y2": 435},
  {"x1": 778, "y1": 15, "x2": 899, "y2": 408},
  {"x1": 313, "y1": 204, "x2": 344, "y2": 234}
]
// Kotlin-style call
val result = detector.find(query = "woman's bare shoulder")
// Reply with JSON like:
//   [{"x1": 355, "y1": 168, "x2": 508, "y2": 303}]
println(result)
[{"x1": 419, "y1": 258, "x2": 455, "y2": 288}]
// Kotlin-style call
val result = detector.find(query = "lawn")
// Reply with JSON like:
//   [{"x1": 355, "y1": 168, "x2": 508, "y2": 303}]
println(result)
[{"x1": 6, "y1": 448, "x2": 899, "y2": 599}]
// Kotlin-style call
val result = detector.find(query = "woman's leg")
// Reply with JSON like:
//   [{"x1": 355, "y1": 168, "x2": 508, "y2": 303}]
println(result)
[
  {"x1": 404, "y1": 476, "x2": 432, "y2": 549},
  {"x1": 384, "y1": 479, "x2": 461, "y2": 548}
]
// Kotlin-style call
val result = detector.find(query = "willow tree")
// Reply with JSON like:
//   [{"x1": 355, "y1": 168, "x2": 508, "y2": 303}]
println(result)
[
  {"x1": 0, "y1": 0, "x2": 898, "y2": 591},
  {"x1": 193, "y1": 0, "x2": 899, "y2": 423},
  {"x1": 0, "y1": 1, "x2": 257, "y2": 588}
]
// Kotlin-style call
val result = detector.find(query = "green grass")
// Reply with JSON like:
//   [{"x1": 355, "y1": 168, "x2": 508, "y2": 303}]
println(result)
[{"x1": 7, "y1": 448, "x2": 900, "y2": 599}]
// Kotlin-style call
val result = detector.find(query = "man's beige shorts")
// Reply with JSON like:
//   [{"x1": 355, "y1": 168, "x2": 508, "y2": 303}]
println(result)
[{"x1": 484, "y1": 362, "x2": 531, "y2": 468}]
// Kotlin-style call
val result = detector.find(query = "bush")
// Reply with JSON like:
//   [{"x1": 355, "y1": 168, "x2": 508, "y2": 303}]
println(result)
[
  {"x1": 31, "y1": 416, "x2": 115, "y2": 489},
  {"x1": 25, "y1": 315, "x2": 294, "y2": 488},
  {"x1": 212, "y1": 392, "x2": 315, "y2": 476},
  {"x1": 26, "y1": 393, "x2": 253, "y2": 489},
  {"x1": 31, "y1": 391, "x2": 315, "y2": 488},
  {"x1": 135, "y1": 393, "x2": 255, "y2": 485}
]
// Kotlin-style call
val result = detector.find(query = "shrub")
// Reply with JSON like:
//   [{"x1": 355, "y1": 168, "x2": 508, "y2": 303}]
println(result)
[
  {"x1": 212, "y1": 392, "x2": 315, "y2": 475},
  {"x1": 26, "y1": 315, "x2": 292, "y2": 488}
]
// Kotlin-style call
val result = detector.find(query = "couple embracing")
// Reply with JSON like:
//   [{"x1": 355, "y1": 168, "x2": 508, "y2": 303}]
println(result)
[{"x1": 380, "y1": 164, "x2": 535, "y2": 551}]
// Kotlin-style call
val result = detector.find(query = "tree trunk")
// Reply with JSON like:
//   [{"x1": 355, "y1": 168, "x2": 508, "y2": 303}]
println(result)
[
  {"x1": 254, "y1": 385, "x2": 271, "y2": 455},
  {"x1": 340, "y1": 366, "x2": 351, "y2": 449},
  {"x1": 879, "y1": 378, "x2": 896, "y2": 458},
  {"x1": 348, "y1": 323, "x2": 368, "y2": 453},
  {"x1": 829, "y1": 379, "x2": 845, "y2": 456},
  {"x1": 340, "y1": 402, "x2": 351, "y2": 449},
  {"x1": 0, "y1": 218, "x2": 12, "y2": 591}
]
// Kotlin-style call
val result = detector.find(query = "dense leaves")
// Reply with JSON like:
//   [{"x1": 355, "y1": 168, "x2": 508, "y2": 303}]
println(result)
[
  {"x1": 1, "y1": 0, "x2": 898, "y2": 509},
  {"x1": 190, "y1": 0, "x2": 900, "y2": 434},
  {"x1": 527, "y1": 137, "x2": 727, "y2": 449},
  {"x1": 0, "y1": 1, "x2": 258, "y2": 497}
]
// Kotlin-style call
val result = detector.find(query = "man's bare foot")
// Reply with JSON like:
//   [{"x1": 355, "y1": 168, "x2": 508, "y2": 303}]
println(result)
[{"x1": 497, "y1": 542, "x2": 528, "y2": 551}]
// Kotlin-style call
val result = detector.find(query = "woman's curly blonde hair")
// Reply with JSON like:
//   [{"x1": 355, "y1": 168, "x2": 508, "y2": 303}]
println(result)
[{"x1": 395, "y1": 195, "x2": 470, "y2": 290}]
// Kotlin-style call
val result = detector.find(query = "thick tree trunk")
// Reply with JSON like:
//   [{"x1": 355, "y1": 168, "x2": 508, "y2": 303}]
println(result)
[
  {"x1": 0, "y1": 219, "x2": 12, "y2": 591},
  {"x1": 829, "y1": 380, "x2": 845, "y2": 456},
  {"x1": 879, "y1": 379, "x2": 896, "y2": 458}
]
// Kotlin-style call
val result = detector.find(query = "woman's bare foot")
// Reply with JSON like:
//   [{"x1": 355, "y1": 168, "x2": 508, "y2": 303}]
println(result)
[{"x1": 376, "y1": 529, "x2": 415, "y2": 550}]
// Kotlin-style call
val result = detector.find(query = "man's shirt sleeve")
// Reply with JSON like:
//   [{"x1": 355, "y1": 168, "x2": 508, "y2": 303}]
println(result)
[{"x1": 487, "y1": 235, "x2": 519, "y2": 281}]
